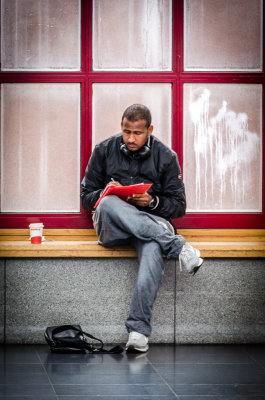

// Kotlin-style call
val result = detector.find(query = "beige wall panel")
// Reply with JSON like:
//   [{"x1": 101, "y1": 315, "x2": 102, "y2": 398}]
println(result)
[
  {"x1": 1, "y1": 84, "x2": 80, "y2": 212},
  {"x1": 92, "y1": 83, "x2": 172, "y2": 148},
  {"x1": 1, "y1": 0, "x2": 80, "y2": 71},
  {"x1": 183, "y1": 84, "x2": 262, "y2": 212},
  {"x1": 184, "y1": 0, "x2": 263, "y2": 71},
  {"x1": 93, "y1": 0, "x2": 172, "y2": 71}
]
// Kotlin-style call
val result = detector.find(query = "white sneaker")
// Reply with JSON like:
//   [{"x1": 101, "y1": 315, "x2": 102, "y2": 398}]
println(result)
[
  {"x1": 179, "y1": 243, "x2": 203, "y2": 275},
  {"x1": 126, "y1": 331, "x2": 149, "y2": 353}
]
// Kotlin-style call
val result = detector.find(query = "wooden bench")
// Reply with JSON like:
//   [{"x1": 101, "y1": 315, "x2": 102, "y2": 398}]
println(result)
[{"x1": 0, "y1": 229, "x2": 265, "y2": 258}]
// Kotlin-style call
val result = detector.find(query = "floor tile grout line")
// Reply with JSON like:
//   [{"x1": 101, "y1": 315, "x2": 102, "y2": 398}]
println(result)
[
  {"x1": 3, "y1": 259, "x2": 6, "y2": 346},
  {"x1": 245, "y1": 349, "x2": 265, "y2": 372},
  {"x1": 35, "y1": 345, "x2": 60, "y2": 400},
  {"x1": 146, "y1": 358, "x2": 180, "y2": 399}
]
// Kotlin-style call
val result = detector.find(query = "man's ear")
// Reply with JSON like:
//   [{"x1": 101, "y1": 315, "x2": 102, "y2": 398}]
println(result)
[{"x1": 148, "y1": 125, "x2": 153, "y2": 136}]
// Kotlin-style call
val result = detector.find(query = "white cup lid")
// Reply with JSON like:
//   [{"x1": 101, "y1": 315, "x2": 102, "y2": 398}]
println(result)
[{"x1": 29, "y1": 223, "x2": 44, "y2": 228}]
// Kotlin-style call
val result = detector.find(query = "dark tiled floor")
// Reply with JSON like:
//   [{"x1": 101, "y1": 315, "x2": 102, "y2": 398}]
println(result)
[{"x1": 0, "y1": 344, "x2": 265, "y2": 399}]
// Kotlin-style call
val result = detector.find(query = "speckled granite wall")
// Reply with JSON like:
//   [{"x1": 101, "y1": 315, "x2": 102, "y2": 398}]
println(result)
[
  {"x1": 1, "y1": 258, "x2": 265, "y2": 344},
  {"x1": 0, "y1": 260, "x2": 5, "y2": 342},
  {"x1": 3, "y1": 258, "x2": 176, "y2": 344},
  {"x1": 175, "y1": 258, "x2": 265, "y2": 343}
]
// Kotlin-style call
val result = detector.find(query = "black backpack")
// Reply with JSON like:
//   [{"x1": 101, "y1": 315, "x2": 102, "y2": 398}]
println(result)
[{"x1": 44, "y1": 324, "x2": 123, "y2": 354}]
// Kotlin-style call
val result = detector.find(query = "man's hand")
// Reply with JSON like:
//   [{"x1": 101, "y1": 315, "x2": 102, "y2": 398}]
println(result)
[
  {"x1": 128, "y1": 193, "x2": 152, "y2": 207},
  {"x1": 107, "y1": 180, "x2": 122, "y2": 187}
]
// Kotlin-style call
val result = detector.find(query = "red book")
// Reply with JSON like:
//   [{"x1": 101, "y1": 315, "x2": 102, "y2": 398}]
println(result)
[{"x1": 94, "y1": 183, "x2": 153, "y2": 209}]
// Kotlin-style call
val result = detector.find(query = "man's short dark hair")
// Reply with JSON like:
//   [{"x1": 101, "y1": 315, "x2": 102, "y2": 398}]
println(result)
[{"x1": 121, "y1": 104, "x2": 152, "y2": 128}]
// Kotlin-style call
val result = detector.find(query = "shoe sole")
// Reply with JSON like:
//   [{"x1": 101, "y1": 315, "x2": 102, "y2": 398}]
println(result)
[
  {"x1": 192, "y1": 249, "x2": 203, "y2": 275},
  {"x1": 126, "y1": 345, "x2": 149, "y2": 353}
]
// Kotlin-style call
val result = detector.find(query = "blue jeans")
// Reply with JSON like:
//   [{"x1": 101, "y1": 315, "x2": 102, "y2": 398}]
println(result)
[{"x1": 93, "y1": 195, "x2": 185, "y2": 337}]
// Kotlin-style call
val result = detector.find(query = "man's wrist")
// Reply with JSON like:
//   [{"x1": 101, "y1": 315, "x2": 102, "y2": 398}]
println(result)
[{"x1": 148, "y1": 195, "x2": 159, "y2": 209}]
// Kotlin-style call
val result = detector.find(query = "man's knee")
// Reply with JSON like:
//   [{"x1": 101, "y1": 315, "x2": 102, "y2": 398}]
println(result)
[
  {"x1": 96, "y1": 195, "x2": 119, "y2": 217},
  {"x1": 97, "y1": 195, "x2": 136, "y2": 220}
]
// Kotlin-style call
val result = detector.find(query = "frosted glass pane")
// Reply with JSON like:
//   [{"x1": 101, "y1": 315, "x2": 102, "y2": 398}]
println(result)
[
  {"x1": 1, "y1": 83, "x2": 80, "y2": 212},
  {"x1": 92, "y1": 83, "x2": 172, "y2": 148},
  {"x1": 183, "y1": 84, "x2": 262, "y2": 212},
  {"x1": 1, "y1": 0, "x2": 80, "y2": 71},
  {"x1": 93, "y1": 0, "x2": 172, "y2": 71},
  {"x1": 184, "y1": 0, "x2": 263, "y2": 71}
]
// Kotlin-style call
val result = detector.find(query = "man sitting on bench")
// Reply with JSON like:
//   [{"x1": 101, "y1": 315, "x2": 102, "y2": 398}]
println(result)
[{"x1": 81, "y1": 104, "x2": 203, "y2": 353}]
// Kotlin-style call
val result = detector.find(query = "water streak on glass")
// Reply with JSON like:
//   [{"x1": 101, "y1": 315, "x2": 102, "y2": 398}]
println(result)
[
  {"x1": 1, "y1": 0, "x2": 80, "y2": 71},
  {"x1": 93, "y1": 0, "x2": 172, "y2": 71},
  {"x1": 1, "y1": 83, "x2": 80, "y2": 212},
  {"x1": 183, "y1": 84, "x2": 262, "y2": 212},
  {"x1": 184, "y1": 0, "x2": 263, "y2": 71}
]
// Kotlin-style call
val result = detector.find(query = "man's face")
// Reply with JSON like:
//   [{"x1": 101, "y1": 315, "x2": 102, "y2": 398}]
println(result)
[{"x1": 121, "y1": 118, "x2": 153, "y2": 152}]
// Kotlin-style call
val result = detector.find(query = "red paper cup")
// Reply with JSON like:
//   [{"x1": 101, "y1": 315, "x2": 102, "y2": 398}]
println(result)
[
  {"x1": 29, "y1": 223, "x2": 44, "y2": 244},
  {"x1": 31, "y1": 236, "x2": 42, "y2": 244}
]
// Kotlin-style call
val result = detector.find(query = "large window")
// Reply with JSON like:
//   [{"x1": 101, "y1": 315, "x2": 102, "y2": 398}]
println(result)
[{"x1": 0, "y1": 0, "x2": 264, "y2": 228}]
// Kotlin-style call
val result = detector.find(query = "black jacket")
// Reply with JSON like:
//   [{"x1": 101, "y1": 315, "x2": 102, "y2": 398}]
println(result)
[{"x1": 81, "y1": 134, "x2": 186, "y2": 220}]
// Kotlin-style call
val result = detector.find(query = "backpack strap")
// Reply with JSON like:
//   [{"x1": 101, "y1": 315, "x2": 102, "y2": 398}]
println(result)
[{"x1": 81, "y1": 328, "x2": 124, "y2": 354}]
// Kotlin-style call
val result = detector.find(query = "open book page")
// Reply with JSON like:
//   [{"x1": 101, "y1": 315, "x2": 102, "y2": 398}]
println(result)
[{"x1": 94, "y1": 183, "x2": 153, "y2": 209}]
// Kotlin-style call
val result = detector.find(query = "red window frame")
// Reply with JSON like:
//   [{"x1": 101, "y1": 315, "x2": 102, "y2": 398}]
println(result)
[{"x1": 0, "y1": 0, "x2": 264, "y2": 229}]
